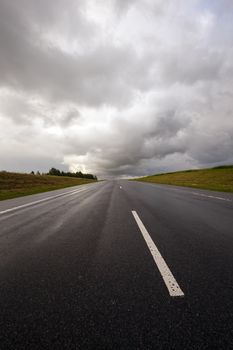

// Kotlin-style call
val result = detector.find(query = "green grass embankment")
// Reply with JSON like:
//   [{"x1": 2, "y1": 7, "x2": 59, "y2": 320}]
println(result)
[
  {"x1": 0, "y1": 172, "x2": 97, "y2": 200},
  {"x1": 134, "y1": 166, "x2": 233, "y2": 193}
]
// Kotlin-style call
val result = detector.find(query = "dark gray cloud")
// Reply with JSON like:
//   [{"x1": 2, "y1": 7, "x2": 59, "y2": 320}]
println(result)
[
  {"x1": 0, "y1": 0, "x2": 150, "y2": 107},
  {"x1": 0, "y1": 0, "x2": 233, "y2": 177}
]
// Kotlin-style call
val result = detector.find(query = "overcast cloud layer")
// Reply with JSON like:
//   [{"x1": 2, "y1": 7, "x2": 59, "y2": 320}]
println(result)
[{"x1": 0, "y1": 0, "x2": 233, "y2": 177}]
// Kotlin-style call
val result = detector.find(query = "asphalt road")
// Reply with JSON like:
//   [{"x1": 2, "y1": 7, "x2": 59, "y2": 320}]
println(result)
[{"x1": 0, "y1": 180, "x2": 233, "y2": 349}]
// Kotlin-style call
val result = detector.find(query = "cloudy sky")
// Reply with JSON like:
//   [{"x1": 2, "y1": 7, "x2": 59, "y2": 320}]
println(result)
[{"x1": 0, "y1": 0, "x2": 233, "y2": 178}]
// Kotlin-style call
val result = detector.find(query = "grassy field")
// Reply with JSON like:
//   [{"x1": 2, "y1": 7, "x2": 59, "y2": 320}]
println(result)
[
  {"x1": 0, "y1": 172, "x2": 97, "y2": 200},
  {"x1": 134, "y1": 166, "x2": 233, "y2": 193}
]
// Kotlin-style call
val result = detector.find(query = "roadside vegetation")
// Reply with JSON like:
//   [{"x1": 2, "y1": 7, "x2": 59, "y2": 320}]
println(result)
[
  {"x1": 133, "y1": 165, "x2": 233, "y2": 193},
  {"x1": 0, "y1": 171, "x2": 97, "y2": 200}
]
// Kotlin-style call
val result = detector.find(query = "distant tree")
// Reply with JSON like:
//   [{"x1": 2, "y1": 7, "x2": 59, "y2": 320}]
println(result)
[
  {"x1": 48, "y1": 167, "x2": 61, "y2": 176},
  {"x1": 76, "y1": 171, "x2": 84, "y2": 178},
  {"x1": 30, "y1": 171, "x2": 35, "y2": 175},
  {"x1": 36, "y1": 171, "x2": 41, "y2": 175},
  {"x1": 85, "y1": 173, "x2": 95, "y2": 179}
]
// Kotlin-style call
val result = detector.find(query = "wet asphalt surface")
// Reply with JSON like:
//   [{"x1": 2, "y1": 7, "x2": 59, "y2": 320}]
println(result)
[{"x1": 0, "y1": 180, "x2": 233, "y2": 349}]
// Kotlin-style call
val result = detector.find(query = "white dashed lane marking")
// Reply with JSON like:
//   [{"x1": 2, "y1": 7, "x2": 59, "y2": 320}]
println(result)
[{"x1": 132, "y1": 210, "x2": 184, "y2": 298}]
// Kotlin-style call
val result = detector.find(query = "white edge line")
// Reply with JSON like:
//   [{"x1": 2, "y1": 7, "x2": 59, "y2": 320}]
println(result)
[
  {"x1": 132, "y1": 210, "x2": 184, "y2": 298},
  {"x1": 0, "y1": 187, "x2": 87, "y2": 215},
  {"x1": 191, "y1": 192, "x2": 231, "y2": 202}
]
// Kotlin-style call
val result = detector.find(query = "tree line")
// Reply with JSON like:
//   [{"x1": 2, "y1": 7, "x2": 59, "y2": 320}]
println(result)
[{"x1": 47, "y1": 167, "x2": 97, "y2": 180}]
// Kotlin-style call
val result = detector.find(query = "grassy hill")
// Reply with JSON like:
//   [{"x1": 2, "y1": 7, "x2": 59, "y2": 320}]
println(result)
[
  {"x1": 0, "y1": 171, "x2": 97, "y2": 200},
  {"x1": 134, "y1": 166, "x2": 233, "y2": 193}
]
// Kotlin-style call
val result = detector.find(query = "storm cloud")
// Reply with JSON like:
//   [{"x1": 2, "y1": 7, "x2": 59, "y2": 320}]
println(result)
[{"x1": 0, "y1": 0, "x2": 233, "y2": 177}]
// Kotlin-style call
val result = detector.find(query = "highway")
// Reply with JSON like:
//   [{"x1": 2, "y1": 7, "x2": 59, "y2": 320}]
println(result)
[{"x1": 0, "y1": 180, "x2": 233, "y2": 349}]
